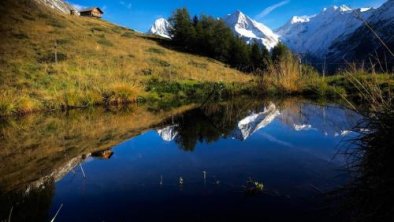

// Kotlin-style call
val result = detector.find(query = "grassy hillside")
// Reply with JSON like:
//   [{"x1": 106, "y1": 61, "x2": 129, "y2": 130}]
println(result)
[{"x1": 0, "y1": 0, "x2": 254, "y2": 116}]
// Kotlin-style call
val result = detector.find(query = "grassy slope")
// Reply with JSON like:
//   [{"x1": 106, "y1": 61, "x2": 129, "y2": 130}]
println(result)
[{"x1": 0, "y1": 0, "x2": 254, "y2": 116}]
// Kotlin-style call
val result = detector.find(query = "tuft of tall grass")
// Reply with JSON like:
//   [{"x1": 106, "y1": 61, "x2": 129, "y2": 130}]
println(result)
[
  {"x1": 262, "y1": 54, "x2": 320, "y2": 94},
  {"x1": 338, "y1": 68, "x2": 394, "y2": 221}
]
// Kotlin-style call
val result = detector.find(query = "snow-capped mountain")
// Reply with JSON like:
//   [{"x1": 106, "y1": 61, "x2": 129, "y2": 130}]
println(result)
[
  {"x1": 276, "y1": 5, "x2": 375, "y2": 58},
  {"x1": 34, "y1": 0, "x2": 77, "y2": 14},
  {"x1": 232, "y1": 103, "x2": 280, "y2": 141},
  {"x1": 223, "y1": 10, "x2": 279, "y2": 50},
  {"x1": 148, "y1": 18, "x2": 173, "y2": 39},
  {"x1": 326, "y1": 0, "x2": 394, "y2": 70},
  {"x1": 157, "y1": 125, "x2": 179, "y2": 142}
]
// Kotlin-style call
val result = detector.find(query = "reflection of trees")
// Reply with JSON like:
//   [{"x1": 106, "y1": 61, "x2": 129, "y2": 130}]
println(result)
[
  {"x1": 163, "y1": 98, "x2": 266, "y2": 151},
  {"x1": 175, "y1": 109, "x2": 223, "y2": 151}
]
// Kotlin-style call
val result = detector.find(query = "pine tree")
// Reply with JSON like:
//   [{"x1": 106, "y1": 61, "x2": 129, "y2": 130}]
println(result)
[
  {"x1": 250, "y1": 43, "x2": 263, "y2": 70},
  {"x1": 271, "y1": 43, "x2": 291, "y2": 64},
  {"x1": 169, "y1": 8, "x2": 196, "y2": 49}
]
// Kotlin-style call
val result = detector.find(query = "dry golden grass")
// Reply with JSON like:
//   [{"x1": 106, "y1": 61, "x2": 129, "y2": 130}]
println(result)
[
  {"x1": 0, "y1": 0, "x2": 253, "y2": 116},
  {"x1": 262, "y1": 55, "x2": 306, "y2": 94}
]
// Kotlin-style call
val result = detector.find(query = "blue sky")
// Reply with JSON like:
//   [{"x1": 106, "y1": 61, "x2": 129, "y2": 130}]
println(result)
[{"x1": 68, "y1": 0, "x2": 386, "y2": 32}]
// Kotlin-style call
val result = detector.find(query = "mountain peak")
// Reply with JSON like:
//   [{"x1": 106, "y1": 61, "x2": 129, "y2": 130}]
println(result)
[
  {"x1": 148, "y1": 18, "x2": 172, "y2": 39},
  {"x1": 323, "y1": 5, "x2": 352, "y2": 13},
  {"x1": 223, "y1": 11, "x2": 279, "y2": 50}
]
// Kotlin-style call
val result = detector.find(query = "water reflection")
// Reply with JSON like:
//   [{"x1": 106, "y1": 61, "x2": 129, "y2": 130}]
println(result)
[
  {"x1": 0, "y1": 104, "x2": 196, "y2": 193},
  {"x1": 0, "y1": 98, "x2": 363, "y2": 221},
  {"x1": 156, "y1": 99, "x2": 361, "y2": 151}
]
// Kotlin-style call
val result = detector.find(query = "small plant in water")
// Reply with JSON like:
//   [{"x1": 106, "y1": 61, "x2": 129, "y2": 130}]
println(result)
[{"x1": 243, "y1": 178, "x2": 264, "y2": 195}]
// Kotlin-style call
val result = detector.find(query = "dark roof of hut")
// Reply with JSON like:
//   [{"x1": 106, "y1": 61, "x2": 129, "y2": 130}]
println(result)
[{"x1": 79, "y1": 7, "x2": 104, "y2": 14}]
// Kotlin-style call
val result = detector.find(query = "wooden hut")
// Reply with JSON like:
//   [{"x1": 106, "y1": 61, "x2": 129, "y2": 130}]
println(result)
[
  {"x1": 79, "y1": 7, "x2": 104, "y2": 18},
  {"x1": 91, "y1": 150, "x2": 114, "y2": 159}
]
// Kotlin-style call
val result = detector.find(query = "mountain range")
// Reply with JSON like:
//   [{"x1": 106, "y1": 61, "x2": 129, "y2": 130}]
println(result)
[{"x1": 149, "y1": 0, "x2": 394, "y2": 71}]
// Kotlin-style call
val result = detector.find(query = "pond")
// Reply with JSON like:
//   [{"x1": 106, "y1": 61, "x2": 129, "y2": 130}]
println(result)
[{"x1": 0, "y1": 97, "x2": 363, "y2": 221}]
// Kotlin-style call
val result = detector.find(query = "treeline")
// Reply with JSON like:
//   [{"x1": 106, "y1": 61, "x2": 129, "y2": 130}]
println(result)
[{"x1": 169, "y1": 8, "x2": 292, "y2": 73}]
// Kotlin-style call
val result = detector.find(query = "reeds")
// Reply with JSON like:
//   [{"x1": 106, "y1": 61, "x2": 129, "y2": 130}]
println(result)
[{"x1": 337, "y1": 67, "x2": 394, "y2": 221}]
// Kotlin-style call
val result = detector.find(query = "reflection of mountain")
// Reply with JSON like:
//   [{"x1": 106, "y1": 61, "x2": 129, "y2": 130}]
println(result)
[
  {"x1": 232, "y1": 103, "x2": 280, "y2": 141},
  {"x1": 279, "y1": 101, "x2": 362, "y2": 136},
  {"x1": 157, "y1": 124, "x2": 179, "y2": 142},
  {"x1": 155, "y1": 100, "x2": 363, "y2": 146}
]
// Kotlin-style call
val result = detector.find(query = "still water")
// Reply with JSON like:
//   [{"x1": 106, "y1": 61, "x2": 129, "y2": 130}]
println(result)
[{"x1": 0, "y1": 98, "x2": 363, "y2": 221}]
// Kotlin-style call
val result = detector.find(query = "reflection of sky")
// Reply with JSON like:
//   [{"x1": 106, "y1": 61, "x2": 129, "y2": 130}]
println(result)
[
  {"x1": 50, "y1": 102, "x2": 360, "y2": 221},
  {"x1": 43, "y1": 100, "x2": 366, "y2": 221}
]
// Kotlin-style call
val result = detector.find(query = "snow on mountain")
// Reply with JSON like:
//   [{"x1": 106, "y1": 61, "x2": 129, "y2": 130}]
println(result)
[
  {"x1": 34, "y1": 0, "x2": 76, "y2": 14},
  {"x1": 157, "y1": 125, "x2": 179, "y2": 142},
  {"x1": 232, "y1": 103, "x2": 280, "y2": 141},
  {"x1": 276, "y1": 5, "x2": 375, "y2": 58},
  {"x1": 148, "y1": 18, "x2": 173, "y2": 39},
  {"x1": 326, "y1": 0, "x2": 394, "y2": 70},
  {"x1": 223, "y1": 10, "x2": 279, "y2": 50}
]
